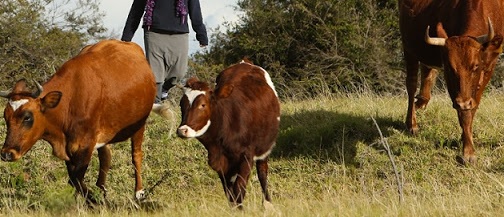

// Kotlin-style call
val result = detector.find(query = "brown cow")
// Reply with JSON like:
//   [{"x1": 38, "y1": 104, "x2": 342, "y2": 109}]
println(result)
[
  {"x1": 399, "y1": 0, "x2": 504, "y2": 164},
  {"x1": 0, "y1": 40, "x2": 156, "y2": 204},
  {"x1": 176, "y1": 59, "x2": 280, "y2": 208}
]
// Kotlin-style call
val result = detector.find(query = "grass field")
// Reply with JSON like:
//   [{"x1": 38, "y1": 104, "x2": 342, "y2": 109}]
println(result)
[{"x1": 1, "y1": 91, "x2": 504, "y2": 216}]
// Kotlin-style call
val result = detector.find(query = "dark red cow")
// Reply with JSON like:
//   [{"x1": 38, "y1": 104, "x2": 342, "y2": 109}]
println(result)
[
  {"x1": 176, "y1": 59, "x2": 280, "y2": 208},
  {"x1": 399, "y1": 0, "x2": 504, "y2": 163},
  {"x1": 0, "y1": 40, "x2": 156, "y2": 203}
]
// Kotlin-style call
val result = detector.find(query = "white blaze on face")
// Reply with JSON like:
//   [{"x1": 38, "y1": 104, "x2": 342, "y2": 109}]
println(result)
[
  {"x1": 9, "y1": 99, "x2": 29, "y2": 111},
  {"x1": 184, "y1": 87, "x2": 206, "y2": 106},
  {"x1": 179, "y1": 87, "x2": 211, "y2": 137}
]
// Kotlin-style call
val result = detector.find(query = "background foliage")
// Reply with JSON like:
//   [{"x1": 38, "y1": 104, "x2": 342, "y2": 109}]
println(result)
[
  {"x1": 191, "y1": 0, "x2": 504, "y2": 98},
  {"x1": 2, "y1": 0, "x2": 503, "y2": 98},
  {"x1": 0, "y1": 0, "x2": 107, "y2": 89},
  {"x1": 193, "y1": 0, "x2": 404, "y2": 98}
]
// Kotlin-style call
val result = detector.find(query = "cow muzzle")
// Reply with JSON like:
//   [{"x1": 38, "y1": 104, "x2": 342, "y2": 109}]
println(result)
[
  {"x1": 453, "y1": 97, "x2": 475, "y2": 111},
  {"x1": 177, "y1": 125, "x2": 193, "y2": 138},
  {"x1": 177, "y1": 121, "x2": 211, "y2": 138},
  {"x1": 1, "y1": 149, "x2": 19, "y2": 162}
]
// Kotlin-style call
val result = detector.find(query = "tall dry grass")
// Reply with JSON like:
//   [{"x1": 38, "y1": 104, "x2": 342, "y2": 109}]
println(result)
[{"x1": 1, "y1": 91, "x2": 504, "y2": 216}]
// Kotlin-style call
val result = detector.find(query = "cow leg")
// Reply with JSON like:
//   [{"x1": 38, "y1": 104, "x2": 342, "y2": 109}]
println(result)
[
  {"x1": 416, "y1": 65, "x2": 438, "y2": 109},
  {"x1": 457, "y1": 109, "x2": 476, "y2": 164},
  {"x1": 217, "y1": 172, "x2": 234, "y2": 204},
  {"x1": 211, "y1": 153, "x2": 234, "y2": 205},
  {"x1": 131, "y1": 125, "x2": 145, "y2": 200},
  {"x1": 404, "y1": 52, "x2": 420, "y2": 134},
  {"x1": 65, "y1": 149, "x2": 95, "y2": 204},
  {"x1": 256, "y1": 158, "x2": 271, "y2": 202},
  {"x1": 231, "y1": 157, "x2": 253, "y2": 209},
  {"x1": 96, "y1": 144, "x2": 111, "y2": 200}
]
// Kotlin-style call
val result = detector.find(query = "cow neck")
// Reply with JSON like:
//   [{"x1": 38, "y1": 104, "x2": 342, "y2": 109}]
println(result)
[
  {"x1": 39, "y1": 83, "x2": 71, "y2": 161},
  {"x1": 40, "y1": 106, "x2": 69, "y2": 160}
]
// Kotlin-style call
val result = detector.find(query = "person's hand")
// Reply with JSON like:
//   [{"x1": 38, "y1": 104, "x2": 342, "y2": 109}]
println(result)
[{"x1": 200, "y1": 44, "x2": 207, "y2": 49}]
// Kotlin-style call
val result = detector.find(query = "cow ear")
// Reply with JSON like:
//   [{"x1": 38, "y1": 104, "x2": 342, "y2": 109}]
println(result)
[
  {"x1": 41, "y1": 91, "x2": 62, "y2": 110},
  {"x1": 436, "y1": 22, "x2": 448, "y2": 38},
  {"x1": 485, "y1": 34, "x2": 504, "y2": 53},
  {"x1": 185, "y1": 77, "x2": 199, "y2": 88},
  {"x1": 242, "y1": 57, "x2": 253, "y2": 64},
  {"x1": 216, "y1": 84, "x2": 234, "y2": 98}
]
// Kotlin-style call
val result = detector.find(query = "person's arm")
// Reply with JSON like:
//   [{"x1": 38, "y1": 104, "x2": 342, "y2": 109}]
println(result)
[
  {"x1": 121, "y1": 0, "x2": 146, "y2": 42},
  {"x1": 188, "y1": 0, "x2": 208, "y2": 46}
]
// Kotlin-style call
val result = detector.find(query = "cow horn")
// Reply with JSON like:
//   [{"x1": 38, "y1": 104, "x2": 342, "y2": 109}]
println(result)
[
  {"x1": 32, "y1": 80, "x2": 43, "y2": 98},
  {"x1": 425, "y1": 25, "x2": 446, "y2": 46},
  {"x1": 476, "y1": 17, "x2": 495, "y2": 44}
]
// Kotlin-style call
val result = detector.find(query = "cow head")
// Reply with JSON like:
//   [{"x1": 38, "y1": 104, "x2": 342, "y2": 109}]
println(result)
[
  {"x1": 177, "y1": 77, "x2": 213, "y2": 138},
  {"x1": 0, "y1": 79, "x2": 62, "y2": 161},
  {"x1": 425, "y1": 20, "x2": 504, "y2": 111}
]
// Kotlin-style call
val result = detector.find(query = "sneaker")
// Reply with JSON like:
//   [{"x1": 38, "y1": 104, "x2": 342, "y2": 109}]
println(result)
[
  {"x1": 161, "y1": 91, "x2": 168, "y2": 100},
  {"x1": 152, "y1": 103, "x2": 163, "y2": 111}
]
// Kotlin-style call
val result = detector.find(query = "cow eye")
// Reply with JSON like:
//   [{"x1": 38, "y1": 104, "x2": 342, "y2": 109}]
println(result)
[
  {"x1": 199, "y1": 103, "x2": 206, "y2": 110},
  {"x1": 22, "y1": 112, "x2": 33, "y2": 123}
]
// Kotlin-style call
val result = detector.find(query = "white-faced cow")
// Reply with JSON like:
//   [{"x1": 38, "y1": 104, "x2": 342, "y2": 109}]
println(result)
[
  {"x1": 176, "y1": 59, "x2": 280, "y2": 208},
  {"x1": 0, "y1": 40, "x2": 156, "y2": 204},
  {"x1": 399, "y1": 0, "x2": 504, "y2": 164}
]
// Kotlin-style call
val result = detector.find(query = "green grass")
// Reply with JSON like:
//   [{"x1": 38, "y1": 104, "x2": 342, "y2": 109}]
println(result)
[{"x1": 1, "y1": 92, "x2": 504, "y2": 216}]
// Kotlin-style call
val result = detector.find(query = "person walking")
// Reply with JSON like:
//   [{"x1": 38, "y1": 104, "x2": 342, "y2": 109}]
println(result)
[{"x1": 121, "y1": 0, "x2": 208, "y2": 105}]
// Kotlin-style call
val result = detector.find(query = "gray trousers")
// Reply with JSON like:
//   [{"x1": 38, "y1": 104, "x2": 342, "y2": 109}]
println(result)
[{"x1": 144, "y1": 30, "x2": 189, "y2": 102}]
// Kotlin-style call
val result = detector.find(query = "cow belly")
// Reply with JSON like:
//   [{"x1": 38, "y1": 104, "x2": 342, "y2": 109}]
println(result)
[
  {"x1": 94, "y1": 143, "x2": 106, "y2": 150},
  {"x1": 254, "y1": 143, "x2": 275, "y2": 161},
  {"x1": 103, "y1": 117, "x2": 149, "y2": 144}
]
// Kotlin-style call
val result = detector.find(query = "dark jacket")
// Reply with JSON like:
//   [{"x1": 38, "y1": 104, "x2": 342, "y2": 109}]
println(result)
[{"x1": 121, "y1": 0, "x2": 208, "y2": 46}]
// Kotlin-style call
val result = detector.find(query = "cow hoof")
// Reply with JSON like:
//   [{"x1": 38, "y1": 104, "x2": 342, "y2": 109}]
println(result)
[
  {"x1": 263, "y1": 200, "x2": 274, "y2": 210},
  {"x1": 456, "y1": 155, "x2": 477, "y2": 165},
  {"x1": 263, "y1": 200, "x2": 282, "y2": 215},
  {"x1": 135, "y1": 189, "x2": 146, "y2": 201},
  {"x1": 232, "y1": 203, "x2": 244, "y2": 210},
  {"x1": 408, "y1": 126, "x2": 419, "y2": 135},
  {"x1": 405, "y1": 121, "x2": 419, "y2": 135},
  {"x1": 415, "y1": 96, "x2": 429, "y2": 110},
  {"x1": 85, "y1": 195, "x2": 99, "y2": 207}
]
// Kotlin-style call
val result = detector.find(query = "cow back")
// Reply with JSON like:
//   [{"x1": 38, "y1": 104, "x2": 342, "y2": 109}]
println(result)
[
  {"x1": 42, "y1": 40, "x2": 156, "y2": 143},
  {"x1": 210, "y1": 62, "x2": 280, "y2": 155}
]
